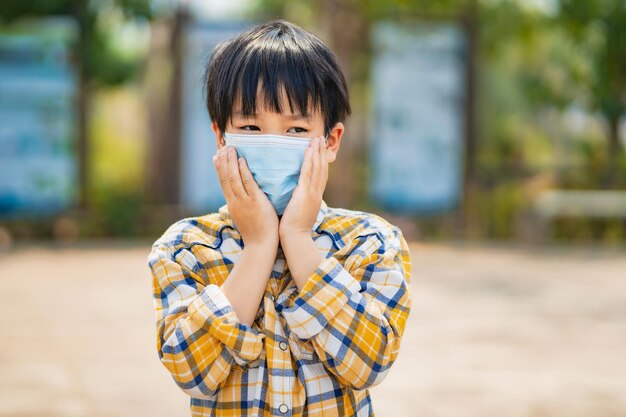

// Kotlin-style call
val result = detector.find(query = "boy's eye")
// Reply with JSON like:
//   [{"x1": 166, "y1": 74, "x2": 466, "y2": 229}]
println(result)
[
  {"x1": 288, "y1": 127, "x2": 308, "y2": 133},
  {"x1": 241, "y1": 125, "x2": 260, "y2": 131}
]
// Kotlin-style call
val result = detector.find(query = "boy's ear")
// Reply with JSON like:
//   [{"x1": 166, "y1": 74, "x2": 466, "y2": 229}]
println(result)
[
  {"x1": 211, "y1": 121, "x2": 225, "y2": 149},
  {"x1": 325, "y1": 122, "x2": 344, "y2": 164}
]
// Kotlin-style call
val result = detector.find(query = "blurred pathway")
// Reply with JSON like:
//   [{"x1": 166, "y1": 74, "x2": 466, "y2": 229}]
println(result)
[{"x1": 0, "y1": 241, "x2": 624, "y2": 417}]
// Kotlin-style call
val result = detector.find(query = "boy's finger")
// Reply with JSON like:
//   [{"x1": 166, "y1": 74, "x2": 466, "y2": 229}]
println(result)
[
  {"x1": 311, "y1": 136, "x2": 321, "y2": 189},
  {"x1": 216, "y1": 148, "x2": 234, "y2": 201},
  {"x1": 226, "y1": 146, "x2": 247, "y2": 198},
  {"x1": 299, "y1": 144, "x2": 312, "y2": 188},
  {"x1": 320, "y1": 135, "x2": 328, "y2": 182},
  {"x1": 238, "y1": 156, "x2": 260, "y2": 196}
]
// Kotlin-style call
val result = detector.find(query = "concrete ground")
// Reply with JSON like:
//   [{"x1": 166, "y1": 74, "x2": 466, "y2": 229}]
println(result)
[{"x1": 0, "y1": 240, "x2": 624, "y2": 417}]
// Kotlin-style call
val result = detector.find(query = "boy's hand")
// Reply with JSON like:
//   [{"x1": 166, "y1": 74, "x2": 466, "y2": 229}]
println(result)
[
  {"x1": 279, "y1": 136, "x2": 328, "y2": 239},
  {"x1": 214, "y1": 145, "x2": 279, "y2": 247}
]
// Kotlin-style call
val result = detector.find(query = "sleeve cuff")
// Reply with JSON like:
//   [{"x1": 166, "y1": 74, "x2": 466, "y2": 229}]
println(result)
[
  {"x1": 281, "y1": 255, "x2": 362, "y2": 340},
  {"x1": 188, "y1": 283, "x2": 265, "y2": 365}
]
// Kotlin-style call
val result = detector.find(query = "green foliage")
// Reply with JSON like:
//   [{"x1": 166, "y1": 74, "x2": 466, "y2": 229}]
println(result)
[
  {"x1": 0, "y1": 0, "x2": 152, "y2": 87},
  {"x1": 250, "y1": 0, "x2": 474, "y2": 21},
  {"x1": 557, "y1": 0, "x2": 626, "y2": 121}
]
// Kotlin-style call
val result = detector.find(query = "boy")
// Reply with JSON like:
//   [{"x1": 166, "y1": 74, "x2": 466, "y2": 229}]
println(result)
[{"x1": 147, "y1": 19, "x2": 412, "y2": 417}]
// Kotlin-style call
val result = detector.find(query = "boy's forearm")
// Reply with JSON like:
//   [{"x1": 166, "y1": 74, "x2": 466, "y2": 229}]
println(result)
[
  {"x1": 220, "y1": 240, "x2": 278, "y2": 327},
  {"x1": 280, "y1": 232, "x2": 324, "y2": 292}
]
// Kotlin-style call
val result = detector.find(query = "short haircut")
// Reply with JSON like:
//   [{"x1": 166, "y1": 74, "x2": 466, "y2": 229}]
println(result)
[{"x1": 203, "y1": 19, "x2": 351, "y2": 136}]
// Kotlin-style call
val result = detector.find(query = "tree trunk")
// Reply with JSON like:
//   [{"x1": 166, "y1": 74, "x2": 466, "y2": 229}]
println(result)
[
  {"x1": 144, "y1": 11, "x2": 185, "y2": 207},
  {"x1": 318, "y1": 0, "x2": 369, "y2": 209},
  {"x1": 606, "y1": 115, "x2": 623, "y2": 187},
  {"x1": 461, "y1": 0, "x2": 479, "y2": 237},
  {"x1": 75, "y1": 4, "x2": 90, "y2": 212}
]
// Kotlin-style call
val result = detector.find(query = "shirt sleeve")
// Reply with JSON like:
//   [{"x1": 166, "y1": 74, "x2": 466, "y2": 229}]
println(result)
[
  {"x1": 280, "y1": 227, "x2": 412, "y2": 390},
  {"x1": 148, "y1": 244, "x2": 266, "y2": 398}
]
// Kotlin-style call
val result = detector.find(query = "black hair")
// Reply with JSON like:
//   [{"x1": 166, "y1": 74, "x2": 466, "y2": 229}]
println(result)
[{"x1": 203, "y1": 19, "x2": 351, "y2": 137}]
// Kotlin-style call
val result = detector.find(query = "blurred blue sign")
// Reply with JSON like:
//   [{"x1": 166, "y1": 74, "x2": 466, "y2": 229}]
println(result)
[
  {"x1": 369, "y1": 21, "x2": 467, "y2": 215},
  {"x1": 0, "y1": 18, "x2": 78, "y2": 218}
]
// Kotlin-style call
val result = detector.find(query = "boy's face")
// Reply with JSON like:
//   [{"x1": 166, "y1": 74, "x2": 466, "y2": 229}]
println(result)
[{"x1": 211, "y1": 85, "x2": 343, "y2": 164}]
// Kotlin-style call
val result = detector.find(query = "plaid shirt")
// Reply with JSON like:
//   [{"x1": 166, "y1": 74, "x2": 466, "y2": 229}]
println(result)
[{"x1": 147, "y1": 199, "x2": 412, "y2": 417}]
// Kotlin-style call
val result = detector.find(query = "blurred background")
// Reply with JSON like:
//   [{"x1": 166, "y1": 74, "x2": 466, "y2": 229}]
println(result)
[{"x1": 0, "y1": 0, "x2": 625, "y2": 416}]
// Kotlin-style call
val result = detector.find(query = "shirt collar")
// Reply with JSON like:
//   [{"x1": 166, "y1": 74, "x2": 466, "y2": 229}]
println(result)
[{"x1": 218, "y1": 199, "x2": 329, "y2": 234}]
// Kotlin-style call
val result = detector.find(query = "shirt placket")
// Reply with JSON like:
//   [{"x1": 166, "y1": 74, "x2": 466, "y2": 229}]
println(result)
[{"x1": 266, "y1": 246, "x2": 296, "y2": 416}]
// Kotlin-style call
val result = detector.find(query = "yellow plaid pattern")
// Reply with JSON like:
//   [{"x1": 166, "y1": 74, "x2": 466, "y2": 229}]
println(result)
[{"x1": 147, "y1": 199, "x2": 412, "y2": 416}]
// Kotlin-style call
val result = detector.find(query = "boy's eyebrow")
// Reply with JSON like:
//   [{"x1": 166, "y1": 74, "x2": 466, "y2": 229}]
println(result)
[
  {"x1": 233, "y1": 110, "x2": 311, "y2": 120},
  {"x1": 286, "y1": 113, "x2": 311, "y2": 120}
]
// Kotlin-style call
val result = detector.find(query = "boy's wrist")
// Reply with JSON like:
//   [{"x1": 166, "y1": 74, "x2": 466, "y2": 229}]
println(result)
[
  {"x1": 243, "y1": 238, "x2": 279, "y2": 253},
  {"x1": 279, "y1": 229, "x2": 311, "y2": 245},
  {"x1": 279, "y1": 232, "x2": 323, "y2": 291}
]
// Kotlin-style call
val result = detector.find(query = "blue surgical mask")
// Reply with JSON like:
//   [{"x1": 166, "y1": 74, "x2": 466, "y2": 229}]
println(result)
[{"x1": 222, "y1": 132, "x2": 327, "y2": 216}]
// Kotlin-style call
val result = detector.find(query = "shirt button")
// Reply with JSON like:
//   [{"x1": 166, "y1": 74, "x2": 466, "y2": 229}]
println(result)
[
  {"x1": 279, "y1": 341, "x2": 288, "y2": 351},
  {"x1": 270, "y1": 294, "x2": 275, "y2": 301},
  {"x1": 278, "y1": 404, "x2": 289, "y2": 414}
]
